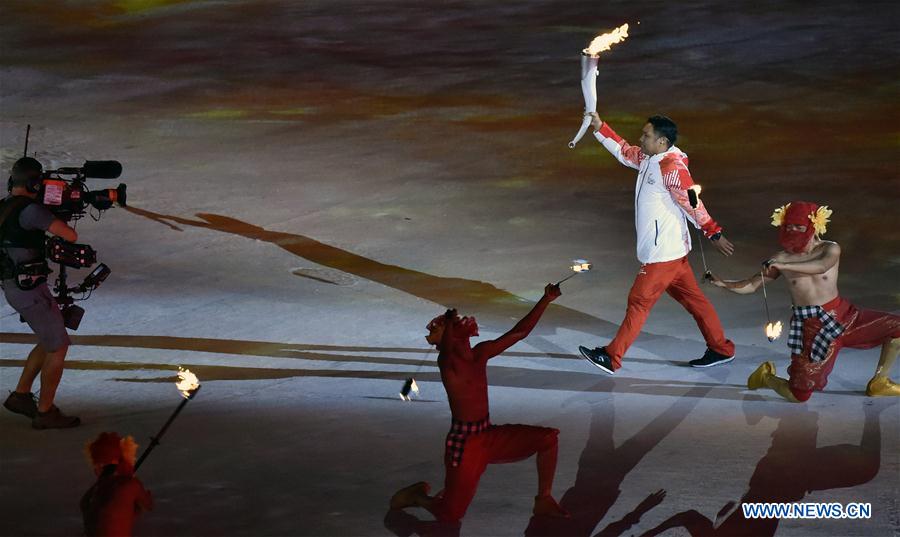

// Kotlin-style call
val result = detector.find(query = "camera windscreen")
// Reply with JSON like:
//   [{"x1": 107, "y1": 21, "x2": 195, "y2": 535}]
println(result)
[{"x1": 83, "y1": 160, "x2": 122, "y2": 179}]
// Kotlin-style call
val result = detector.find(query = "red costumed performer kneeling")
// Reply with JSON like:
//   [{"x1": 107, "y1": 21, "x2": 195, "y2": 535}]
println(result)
[
  {"x1": 390, "y1": 284, "x2": 569, "y2": 524},
  {"x1": 80, "y1": 432, "x2": 154, "y2": 537},
  {"x1": 709, "y1": 201, "x2": 900, "y2": 401}
]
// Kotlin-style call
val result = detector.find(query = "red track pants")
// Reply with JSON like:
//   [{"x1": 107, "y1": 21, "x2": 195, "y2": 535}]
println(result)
[{"x1": 606, "y1": 256, "x2": 734, "y2": 368}]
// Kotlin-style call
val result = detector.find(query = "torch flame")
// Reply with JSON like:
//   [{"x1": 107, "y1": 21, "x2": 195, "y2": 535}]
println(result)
[
  {"x1": 176, "y1": 367, "x2": 200, "y2": 399},
  {"x1": 765, "y1": 321, "x2": 783, "y2": 342},
  {"x1": 571, "y1": 259, "x2": 593, "y2": 272},
  {"x1": 584, "y1": 23, "x2": 630, "y2": 57}
]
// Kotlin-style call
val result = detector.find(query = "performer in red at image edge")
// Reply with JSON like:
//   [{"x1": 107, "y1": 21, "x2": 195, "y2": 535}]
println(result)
[
  {"x1": 80, "y1": 432, "x2": 154, "y2": 537},
  {"x1": 578, "y1": 113, "x2": 736, "y2": 373},
  {"x1": 710, "y1": 201, "x2": 900, "y2": 401},
  {"x1": 390, "y1": 284, "x2": 569, "y2": 524}
]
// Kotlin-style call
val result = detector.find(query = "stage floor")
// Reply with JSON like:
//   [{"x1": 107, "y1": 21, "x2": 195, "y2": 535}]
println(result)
[{"x1": 2, "y1": 1, "x2": 898, "y2": 535}]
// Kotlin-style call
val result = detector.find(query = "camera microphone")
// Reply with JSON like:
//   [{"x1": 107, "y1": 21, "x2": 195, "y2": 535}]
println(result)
[{"x1": 82, "y1": 160, "x2": 122, "y2": 179}]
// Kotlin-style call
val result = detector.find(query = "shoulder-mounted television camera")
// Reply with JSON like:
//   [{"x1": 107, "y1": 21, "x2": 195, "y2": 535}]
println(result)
[{"x1": 36, "y1": 160, "x2": 127, "y2": 221}]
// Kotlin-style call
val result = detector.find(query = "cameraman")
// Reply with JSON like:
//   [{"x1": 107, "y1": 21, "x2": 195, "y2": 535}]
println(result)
[{"x1": 1, "y1": 157, "x2": 81, "y2": 429}]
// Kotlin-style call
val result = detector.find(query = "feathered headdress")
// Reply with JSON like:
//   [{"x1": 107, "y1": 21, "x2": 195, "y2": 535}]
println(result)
[
  {"x1": 770, "y1": 203, "x2": 790, "y2": 227},
  {"x1": 809, "y1": 206, "x2": 832, "y2": 235},
  {"x1": 771, "y1": 203, "x2": 832, "y2": 236}
]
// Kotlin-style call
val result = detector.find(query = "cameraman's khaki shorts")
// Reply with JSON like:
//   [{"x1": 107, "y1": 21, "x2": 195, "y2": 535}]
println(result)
[{"x1": 2, "y1": 280, "x2": 70, "y2": 352}]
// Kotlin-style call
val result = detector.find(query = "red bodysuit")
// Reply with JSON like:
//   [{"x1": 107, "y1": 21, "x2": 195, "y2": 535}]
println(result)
[{"x1": 427, "y1": 311, "x2": 559, "y2": 523}]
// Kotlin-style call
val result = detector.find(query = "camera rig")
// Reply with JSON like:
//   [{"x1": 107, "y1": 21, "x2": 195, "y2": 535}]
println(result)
[{"x1": 5, "y1": 125, "x2": 128, "y2": 329}]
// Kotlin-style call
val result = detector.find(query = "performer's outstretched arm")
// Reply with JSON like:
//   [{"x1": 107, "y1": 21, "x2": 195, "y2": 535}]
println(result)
[
  {"x1": 709, "y1": 265, "x2": 780, "y2": 294},
  {"x1": 474, "y1": 285, "x2": 560, "y2": 360},
  {"x1": 768, "y1": 243, "x2": 841, "y2": 275}
]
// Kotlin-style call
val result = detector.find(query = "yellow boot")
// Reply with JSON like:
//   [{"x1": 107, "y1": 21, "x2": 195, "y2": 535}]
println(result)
[
  {"x1": 865, "y1": 376, "x2": 900, "y2": 397},
  {"x1": 389, "y1": 481, "x2": 430, "y2": 510},
  {"x1": 748, "y1": 361, "x2": 776, "y2": 390}
]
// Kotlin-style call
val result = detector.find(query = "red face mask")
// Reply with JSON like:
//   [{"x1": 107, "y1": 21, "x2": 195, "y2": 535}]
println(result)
[{"x1": 778, "y1": 201, "x2": 818, "y2": 253}]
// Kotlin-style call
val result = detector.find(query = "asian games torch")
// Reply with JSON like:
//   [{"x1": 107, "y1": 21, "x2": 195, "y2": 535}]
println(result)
[{"x1": 568, "y1": 23, "x2": 630, "y2": 149}]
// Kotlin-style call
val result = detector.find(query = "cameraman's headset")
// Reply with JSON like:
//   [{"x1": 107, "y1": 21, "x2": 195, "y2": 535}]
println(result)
[{"x1": 7, "y1": 157, "x2": 44, "y2": 194}]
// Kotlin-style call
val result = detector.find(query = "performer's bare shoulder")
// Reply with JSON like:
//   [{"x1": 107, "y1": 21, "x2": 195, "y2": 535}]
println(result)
[{"x1": 767, "y1": 240, "x2": 841, "y2": 307}]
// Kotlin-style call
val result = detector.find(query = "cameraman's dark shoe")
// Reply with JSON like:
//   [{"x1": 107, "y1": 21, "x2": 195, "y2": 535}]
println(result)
[
  {"x1": 578, "y1": 346, "x2": 615, "y2": 375},
  {"x1": 4, "y1": 391, "x2": 38, "y2": 419},
  {"x1": 32, "y1": 406, "x2": 80, "y2": 430},
  {"x1": 689, "y1": 348, "x2": 735, "y2": 368}
]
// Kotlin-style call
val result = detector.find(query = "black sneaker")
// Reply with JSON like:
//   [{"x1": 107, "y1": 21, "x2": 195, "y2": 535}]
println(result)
[
  {"x1": 32, "y1": 406, "x2": 80, "y2": 430},
  {"x1": 4, "y1": 391, "x2": 38, "y2": 419},
  {"x1": 578, "y1": 346, "x2": 615, "y2": 375},
  {"x1": 689, "y1": 348, "x2": 735, "y2": 368}
]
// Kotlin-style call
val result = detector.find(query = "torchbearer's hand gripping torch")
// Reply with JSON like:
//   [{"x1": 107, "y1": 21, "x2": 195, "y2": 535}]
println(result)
[{"x1": 687, "y1": 187, "x2": 711, "y2": 282}]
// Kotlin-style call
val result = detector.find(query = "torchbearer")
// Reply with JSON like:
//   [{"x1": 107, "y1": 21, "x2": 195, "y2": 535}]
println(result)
[
  {"x1": 390, "y1": 284, "x2": 569, "y2": 524},
  {"x1": 708, "y1": 202, "x2": 900, "y2": 401},
  {"x1": 577, "y1": 112, "x2": 736, "y2": 373}
]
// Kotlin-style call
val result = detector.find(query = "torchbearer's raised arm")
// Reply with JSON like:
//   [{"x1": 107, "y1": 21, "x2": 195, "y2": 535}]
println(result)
[{"x1": 592, "y1": 120, "x2": 646, "y2": 170}]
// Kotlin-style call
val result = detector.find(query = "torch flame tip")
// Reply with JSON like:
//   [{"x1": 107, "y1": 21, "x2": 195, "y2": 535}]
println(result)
[
  {"x1": 175, "y1": 367, "x2": 201, "y2": 399},
  {"x1": 765, "y1": 320, "x2": 783, "y2": 341},
  {"x1": 585, "y1": 23, "x2": 630, "y2": 56}
]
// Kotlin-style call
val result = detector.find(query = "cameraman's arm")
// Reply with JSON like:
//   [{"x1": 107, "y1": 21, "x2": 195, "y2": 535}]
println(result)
[
  {"x1": 47, "y1": 219, "x2": 77, "y2": 242},
  {"x1": 20, "y1": 203, "x2": 78, "y2": 242}
]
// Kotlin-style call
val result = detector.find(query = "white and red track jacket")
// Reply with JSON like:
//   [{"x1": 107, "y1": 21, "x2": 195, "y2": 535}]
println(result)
[{"x1": 593, "y1": 122, "x2": 722, "y2": 264}]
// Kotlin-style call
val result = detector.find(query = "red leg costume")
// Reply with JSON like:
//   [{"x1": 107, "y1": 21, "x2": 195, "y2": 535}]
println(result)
[
  {"x1": 787, "y1": 296, "x2": 900, "y2": 401},
  {"x1": 606, "y1": 256, "x2": 734, "y2": 368},
  {"x1": 429, "y1": 424, "x2": 559, "y2": 523}
]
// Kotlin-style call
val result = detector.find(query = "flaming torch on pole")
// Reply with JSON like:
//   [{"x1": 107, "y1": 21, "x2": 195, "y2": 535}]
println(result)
[
  {"x1": 557, "y1": 259, "x2": 593, "y2": 285},
  {"x1": 568, "y1": 23, "x2": 630, "y2": 149},
  {"x1": 134, "y1": 367, "x2": 201, "y2": 472},
  {"x1": 759, "y1": 264, "x2": 783, "y2": 342}
]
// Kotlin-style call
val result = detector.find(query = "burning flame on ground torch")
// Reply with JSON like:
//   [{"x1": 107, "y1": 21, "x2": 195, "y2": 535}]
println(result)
[{"x1": 176, "y1": 367, "x2": 200, "y2": 399}]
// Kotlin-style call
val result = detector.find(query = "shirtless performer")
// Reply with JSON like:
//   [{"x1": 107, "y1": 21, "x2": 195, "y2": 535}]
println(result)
[
  {"x1": 709, "y1": 201, "x2": 900, "y2": 401},
  {"x1": 80, "y1": 432, "x2": 153, "y2": 537},
  {"x1": 390, "y1": 284, "x2": 569, "y2": 524}
]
